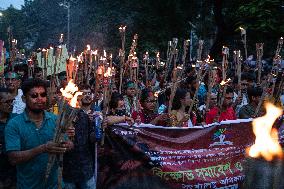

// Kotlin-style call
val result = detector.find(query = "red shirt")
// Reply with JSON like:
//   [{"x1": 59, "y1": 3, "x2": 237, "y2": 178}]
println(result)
[{"x1": 206, "y1": 106, "x2": 237, "y2": 124}]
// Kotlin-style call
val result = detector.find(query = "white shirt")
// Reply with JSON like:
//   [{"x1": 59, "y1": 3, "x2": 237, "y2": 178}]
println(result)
[
  {"x1": 234, "y1": 92, "x2": 248, "y2": 117},
  {"x1": 12, "y1": 89, "x2": 26, "y2": 114}
]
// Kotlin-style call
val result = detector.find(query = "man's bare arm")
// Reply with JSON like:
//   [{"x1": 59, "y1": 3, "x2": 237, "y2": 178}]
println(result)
[
  {"x1": 8, "y1": 144, "x2": 46, "y2": 165},
  {"x1": 8, "y1": 141, "x2": 71, "y2": 165}
]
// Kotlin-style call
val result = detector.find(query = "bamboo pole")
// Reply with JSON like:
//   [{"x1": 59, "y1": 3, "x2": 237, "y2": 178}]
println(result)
[
  {"x1": 165, "y1": 38, "x2": 178, "y2": 81},
  {"x1": 205, "y1": 68, "x2": 213, "y2": 112},
  {"x1": 181, "y1": 39, "x2": 190, "y2": 77},
  {"x1": 256, "y1": 43, "x2": 264, "y2": 84},
  {"x1": 254, "y1": 75, "x2": 272, "y2": 117},
  {"x1": 188, "y1": 68, "x2": 208, "y2": 115},
  {"x1": 144, "y1": 52, "x2": 149, "y2": 83},
  {"x1": 240, "y1": 27, "x2": 247, "y2": 60},
  {"x1": 221, "y1": 46, "x2": 229, "y2": 81},
  {"x1": 270, "y1": 38, "x2": 283, "y2": 100},
  {"x1": 235, "y1": 50, "x2": 242, "y2": 97},
  {"x1": 119, "y1": 26, "x2": 126, "y2": 94},
  {"x1": 168, "y1": 68, "x2": 177, "y2": 112}
]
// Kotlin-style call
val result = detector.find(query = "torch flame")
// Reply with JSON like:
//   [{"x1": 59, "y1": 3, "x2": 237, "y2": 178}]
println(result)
[
  {"x1": 69, "y1": 55, "x2": 76, "y2": 61},
  {"x1": 93, "y1": 50, "x2": 98, "y2": 55},
  {"x1": 86, "y1": 44, "x2": 91, "y2": 51},
  {"x1": 220, "y1": 78, "x2": 231, "y2": 86},
  {"x1": 60, "y1": 80, "x2": 82, "y2": 108},
  {"x1": 104, "y1": 67, "x2": 112, "y2": 77},
  {"x1": 70, "y1": 91, "x2": 83, "y2": 108},
  {"x1": 239, "y1": 27, "x2": 246, "y2": 35},
  {"x1": 154, "y1": 91, "x2": 160, "y2": 98},
  {"x1": 248, "y1": 103, "x2": 283, "y2": 161}
]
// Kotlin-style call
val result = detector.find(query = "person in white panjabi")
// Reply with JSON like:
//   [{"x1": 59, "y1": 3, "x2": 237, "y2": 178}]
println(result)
[{"x1": 5, "y1": 72, "x2": 26, "y2": 114}]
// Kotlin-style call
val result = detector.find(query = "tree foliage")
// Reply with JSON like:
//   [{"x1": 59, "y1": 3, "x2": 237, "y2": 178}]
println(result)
[{"x1": 0, "y1": 0, "x2": 283, "y2": 59}]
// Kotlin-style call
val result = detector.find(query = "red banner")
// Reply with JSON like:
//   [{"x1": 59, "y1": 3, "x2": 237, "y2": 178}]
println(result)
[{"x1": 99, "y1": 120, "x2": 256, "y2": 189}]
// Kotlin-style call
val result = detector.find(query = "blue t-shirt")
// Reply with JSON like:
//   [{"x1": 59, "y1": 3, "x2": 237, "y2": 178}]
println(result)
[
  {"x1": 0, "y1": 113, "x2": 17, "y2": 180},
  {"x1": 5, "y1": 111, "x2": 59, "y2": 189}
]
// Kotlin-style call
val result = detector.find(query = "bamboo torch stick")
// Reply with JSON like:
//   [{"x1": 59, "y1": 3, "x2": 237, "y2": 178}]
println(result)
[
  {"x1": 221, "y1": 46, "x2": 229, "y2": 81},
  {"x1": 240, "y1": 27, "x2": 247, "y2": 60},
  {"x1": 165, "y1": 38, "x2": 178, "y2": 82},
  {"x1": 274, "y1": 72, "x2": 284, "y2": 104},
  {"x1": 42, "y1": 48, "x2": 47, "y2": 80},
  {"x1": 181, "y1": 39, "x2": 190, "y2": 77},
  {"x1": 205, "y1": 65, "x2": 214, "y2": 112},
  {"x1": 127, "y1": 34, "x2": 138, "y2": 81},
  {"x1": 234, "y1": 50, "x2": 242, "y2": 97},
  {"x1": 168, "y1": 68, "x2": 177, "y2": 112},
  {"x1": 45, "y1": 80, "x2": 82, "y2": 185},
  {"x1": 254, "y1": 75, "x2": 272, "y2": 118},
  {"x1": 101, "y1": 63, "x2": 112, "y2": 146},
  {"x1": 167, "y1": 48, "x2": 180, "y2": 113},
  {"x1": 256, "y1": 43, "x2": 264, "y2": 84},
  {"x1": 119, "y1": 26, "x2": 126, "y2": 94},
  {"x1": 166, "y1": 41, "x2": 172, "y2": 71},
  {"x1": 156, "y1": 52, "x2": 160, "y2": 70},
  {"x1": 143, "y1": 52, "x2": 149, "y2": 84},
  {"x1": 197, "y1": 40, "x2": 204, "y2": 62},
  {"x1": 188, "y1": 66, "x2": 208, "y2": 115},
  {"x1": 219, "y1": 78, "x2": 231, "y2": 110},
  {"x1": 270, "y1": 37, "x2": 283, "y2": 100},
  {"x1": 187, "y1": 40, "x2": 205, "y2": 115}
]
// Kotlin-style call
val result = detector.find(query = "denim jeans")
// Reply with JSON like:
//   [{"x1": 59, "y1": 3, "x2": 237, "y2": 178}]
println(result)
[{"x1": 64, "y1": 176, "x2": 96, "y2": 189}]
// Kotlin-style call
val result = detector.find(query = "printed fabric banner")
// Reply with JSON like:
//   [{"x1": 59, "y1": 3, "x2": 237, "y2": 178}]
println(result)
[
  {"x1": 98, "y1": 119, "x2": 256, "y2": 189},
  {"x1": 37, "y1": 45, "x2": 68, "y2": 76}
]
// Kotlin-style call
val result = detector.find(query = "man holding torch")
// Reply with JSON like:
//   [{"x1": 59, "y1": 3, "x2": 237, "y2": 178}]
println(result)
[
  {"x1": 63, "y1": 84, "x2": 97, "y2": 189},
  {"x1": 4, "y1": 79, "x2": 74, "y2": 189}
]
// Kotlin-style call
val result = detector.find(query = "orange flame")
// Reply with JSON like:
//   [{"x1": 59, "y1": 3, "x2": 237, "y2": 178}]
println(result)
[
  {"x1": 60, "y1": 80, "x2": 82, "y2": 108},
  {"x1": 220, "y1": 78, "x2": 231, "y2": 86},
  {"x1": 104, "y1": 67, "x2": 112, "y2": 77},
  {"x1": 248, "y1": 103, "x2": 283, "y2": 161},
  {"x1": 69, "y1": 55, "x2": 76, "y2": 61},
  {"x1": 70, "y1": 91, "x2": 83, "y2": 107}
]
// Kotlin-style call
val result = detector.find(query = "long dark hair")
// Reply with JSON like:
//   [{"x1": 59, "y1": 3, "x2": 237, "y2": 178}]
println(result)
[
  {"x1": 109, "y1": 92, "x2": 124, "y2": 109},
  {"x1": 140, "y1": 88, "x2": 154, "y2": 104},
  {"x1": 171, "y1": 88, "x2": 188, "y2": 111}
]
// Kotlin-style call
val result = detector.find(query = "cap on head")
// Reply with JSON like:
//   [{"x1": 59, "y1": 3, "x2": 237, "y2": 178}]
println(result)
[
  {"x1": 126, "y1": 81, "x2": 135, "y2": 89},
  {"x1": 5, "y1": 72, "x2": 20, "y2": 79}
]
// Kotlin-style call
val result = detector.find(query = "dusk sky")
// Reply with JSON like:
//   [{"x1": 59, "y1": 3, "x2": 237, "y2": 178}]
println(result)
[{"x1": 1, "y1": 0, "x2": 25, "y2": 9}]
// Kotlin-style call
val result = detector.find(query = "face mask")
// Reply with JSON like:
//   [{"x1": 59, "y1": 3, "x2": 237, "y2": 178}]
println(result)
[{"x1": 115, "y1": 109, "x2": 126, "y2": 116}]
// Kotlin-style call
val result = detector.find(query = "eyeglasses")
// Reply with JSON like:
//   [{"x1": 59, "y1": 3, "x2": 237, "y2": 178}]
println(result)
[
  {"x1": 30, "y1": 92, "x2": 47, "y2": 99},
  {"x1": 145, "y1": 100, "x2": 156, "y2": 103},
  {"x1": 82, "y1": 92, "x2": 92, "y2": 96}
]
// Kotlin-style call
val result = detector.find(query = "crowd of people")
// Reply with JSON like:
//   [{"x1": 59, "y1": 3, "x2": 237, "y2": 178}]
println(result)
[{"x1": 0, "y1": 48, "x2": 283, "y2": 189}]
